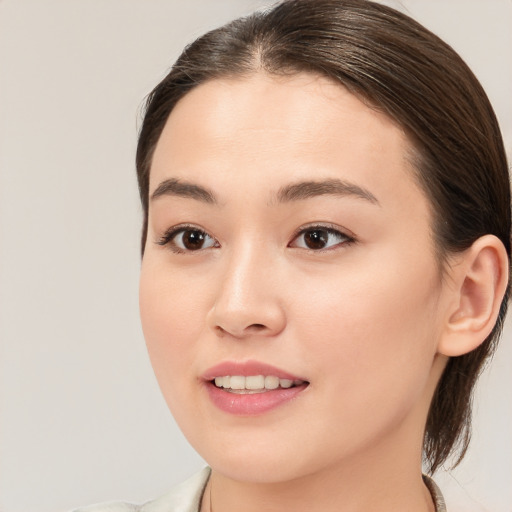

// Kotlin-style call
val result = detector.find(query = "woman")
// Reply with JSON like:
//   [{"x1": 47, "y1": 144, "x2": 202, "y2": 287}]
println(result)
[{"x1": 79, "y1": 0, "x2": 510, "y2": 510}]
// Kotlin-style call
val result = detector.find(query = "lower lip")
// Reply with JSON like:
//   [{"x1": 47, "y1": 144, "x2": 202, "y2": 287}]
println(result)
[{"x1": 204, "y1": 381, "x2": 308, "y2": 416}]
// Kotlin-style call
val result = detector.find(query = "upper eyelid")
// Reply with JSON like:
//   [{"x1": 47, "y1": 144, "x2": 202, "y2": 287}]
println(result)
[
  {"x1": 156, "y1": 223, "x2": 217, "y2": 246},
  {"x1": 163, "y1": 223, "x2": 213, "y2": 237},
  {"x1": 291, "y1": 222, "x2": 355, "y2": 239}
]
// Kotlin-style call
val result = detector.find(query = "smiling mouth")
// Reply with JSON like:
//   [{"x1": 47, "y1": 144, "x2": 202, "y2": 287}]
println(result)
[
  {"x1": 205, "y1": 364, "x2": 310, "y2": 414},
  {"x1": 212, "y1": 375, "x2": 308, "y2": 394}
]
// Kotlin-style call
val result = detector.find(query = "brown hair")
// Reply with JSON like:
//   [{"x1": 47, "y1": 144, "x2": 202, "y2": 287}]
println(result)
[{"x1": 136, "y1": 0, "x2": 510, "y2": 473}]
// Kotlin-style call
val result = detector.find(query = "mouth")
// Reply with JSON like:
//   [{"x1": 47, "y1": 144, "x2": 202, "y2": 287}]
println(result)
[
  {"x1": 202, "y1": 361, "x2": 309, "y2": 415},
  {"x1": 211, "y1": 375, "x2": 307, "y2": 394}
]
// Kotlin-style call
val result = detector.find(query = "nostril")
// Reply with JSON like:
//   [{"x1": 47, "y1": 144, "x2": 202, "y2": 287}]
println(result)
[
  {"x1": 213, "y1": 324, "x2": 266, "y2": 338},
  {"x1": 249, "y1": 324, "x2": 266, "y2": 330}
]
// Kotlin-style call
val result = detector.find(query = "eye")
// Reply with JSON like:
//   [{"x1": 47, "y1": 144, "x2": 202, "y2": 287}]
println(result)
[
  {"x1": 157, "y1": 226, "x2": 218, "y2": 253},
  {"x1": 289, "y1": 226, "x2": 353, "y2": 250}
]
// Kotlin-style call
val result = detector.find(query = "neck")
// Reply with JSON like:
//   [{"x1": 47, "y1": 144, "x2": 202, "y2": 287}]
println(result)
[{"x1": 203, "y1": 440, "x2": 435, "y2": 512}]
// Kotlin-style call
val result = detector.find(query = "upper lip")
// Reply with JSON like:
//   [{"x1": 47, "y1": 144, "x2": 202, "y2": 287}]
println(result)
[{"x1": 202, "y1": 360, "x2": 307, "y2": 382}]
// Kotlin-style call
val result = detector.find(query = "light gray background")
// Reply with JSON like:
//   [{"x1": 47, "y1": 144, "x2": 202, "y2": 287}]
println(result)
[{"x1": 1, "y1": 1, "x2": 511, "y2": 511}]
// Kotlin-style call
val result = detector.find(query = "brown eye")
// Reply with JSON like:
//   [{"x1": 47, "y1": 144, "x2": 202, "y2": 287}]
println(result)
[
  {"x1": 304, "y1": 229, "x2": 329, "y2": 249},
  {"x1": 290, "y1": 227, "x2": 351, "y2": 250},
  {"x1": 180, "y1": 229, "x2": 208, "y2": 250},
  {"x1": 159, "y1": 227, "x2": 218, "y2": 252}
]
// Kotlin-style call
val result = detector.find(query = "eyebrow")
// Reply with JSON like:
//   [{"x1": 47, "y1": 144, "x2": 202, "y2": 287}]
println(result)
[
  {"x1": 150, "y1": 177, "x2": 379, "y2": 207},
  {"x1": 151, "y1": 178, "x2": 217, "y2": 204},
  {"x1": 275, "y1": 179, "x2": 380, "y2": 205}
]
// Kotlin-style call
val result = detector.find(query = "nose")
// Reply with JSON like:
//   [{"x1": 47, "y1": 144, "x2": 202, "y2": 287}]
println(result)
[{"x1": 207, "y1": 245, "x2": 286, "y2": 339}]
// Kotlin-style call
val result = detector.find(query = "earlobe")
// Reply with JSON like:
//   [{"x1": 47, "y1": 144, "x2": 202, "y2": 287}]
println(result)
[{"x1": 438, "y1": 235, "x2": 509, "y2": 357}]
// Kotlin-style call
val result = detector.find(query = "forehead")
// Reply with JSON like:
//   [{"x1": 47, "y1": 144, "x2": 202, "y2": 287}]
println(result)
[{"x1": 150, "y1": 71, "x2": 425, "y2": 213}]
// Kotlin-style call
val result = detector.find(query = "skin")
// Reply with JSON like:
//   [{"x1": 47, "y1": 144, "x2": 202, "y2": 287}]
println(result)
[{"x1": 139, "y1": 72, "x2": 487, "y2": 512}]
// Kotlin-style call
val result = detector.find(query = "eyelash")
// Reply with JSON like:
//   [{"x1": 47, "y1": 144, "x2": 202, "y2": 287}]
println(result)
[
  {"x1": 289, "y1": 223, "x2": 355, "y2": 251},
  {"x1": 156, "y1": 223, "x2": 355, "y2": 254},
  {"x1": 157, "y1": 224, "x2": 218, "y2": 254}
]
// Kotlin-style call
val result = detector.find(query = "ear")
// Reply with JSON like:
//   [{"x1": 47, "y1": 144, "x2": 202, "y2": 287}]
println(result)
[{"x1": 438, "y1": 235, "x2": 509, "y2": 357}]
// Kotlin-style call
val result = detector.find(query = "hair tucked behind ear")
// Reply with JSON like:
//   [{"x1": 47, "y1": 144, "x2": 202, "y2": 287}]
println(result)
[{"x1": 136, "y1": 0, "x2": 511, "y2": 473}]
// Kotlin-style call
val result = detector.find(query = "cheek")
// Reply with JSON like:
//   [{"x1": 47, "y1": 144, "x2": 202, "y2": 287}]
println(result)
[
  {"x1": 139, "y1": 261, "x2": 208, "y2": 391},
  {"x1": 291, "y1": 254, "x2": 441, "y2": 409}
]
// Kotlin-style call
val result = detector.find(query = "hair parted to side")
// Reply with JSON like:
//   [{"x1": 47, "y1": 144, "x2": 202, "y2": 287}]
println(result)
[{"x1": 136, "y1": 0, "x2": 511, "y2": 473}]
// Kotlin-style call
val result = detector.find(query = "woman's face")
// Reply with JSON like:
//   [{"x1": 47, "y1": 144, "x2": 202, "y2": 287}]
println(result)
[{"x1": 139, "y1": 73, "x2": 450, "y2": 483}]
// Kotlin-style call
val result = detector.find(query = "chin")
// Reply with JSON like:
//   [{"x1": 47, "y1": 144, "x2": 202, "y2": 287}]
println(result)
[
  {"x1": 180, "y1": 425, "x2": 307, "y2": 483},
  {"x1": 207, "y1": 452, "x2": 310, "y2": 484},
  {"x1": 184, "y1": 424, "x2": 349, "y2": 486}
]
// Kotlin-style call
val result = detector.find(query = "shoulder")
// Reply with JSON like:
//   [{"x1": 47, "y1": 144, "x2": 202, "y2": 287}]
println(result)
[{"x1": 71, "y1": 467, "x2": 211, "y2": 512}]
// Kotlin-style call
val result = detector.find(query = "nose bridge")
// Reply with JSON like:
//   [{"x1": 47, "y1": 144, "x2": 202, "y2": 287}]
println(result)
[
  {"x1": 224, "y1": 240, "x2": 267, "y2": 304},
  {"x1": 209, "y1": 238, "x2": 285, "y2": 337}
]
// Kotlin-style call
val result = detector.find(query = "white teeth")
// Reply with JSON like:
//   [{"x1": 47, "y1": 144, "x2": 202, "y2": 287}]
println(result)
[
  {"x1": 264, "y1": 375, "x2": 279, "y2": 390},
  {"x1": 246, "y1": 375, "x2": 265, "y2": 389},
  {"x1": 213, "y1": 375, "x2": 302, "y2": 391},
  {"x1": 230, "y1": 376, "x2": 245, "y2": 390}
]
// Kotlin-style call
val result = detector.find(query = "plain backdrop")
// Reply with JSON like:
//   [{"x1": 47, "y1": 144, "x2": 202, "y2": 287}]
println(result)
[{"x1": 1, "y1": 1, "x2": 511, "y2": 511}]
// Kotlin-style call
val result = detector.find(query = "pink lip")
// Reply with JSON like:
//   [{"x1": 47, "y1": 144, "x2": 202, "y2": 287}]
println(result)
[
  {"x1": 201, "y1": 360, "x2": 309, "y2": 416},
  {"x1": 202, "y1": 360, "x2": 305, "y2": 381}
]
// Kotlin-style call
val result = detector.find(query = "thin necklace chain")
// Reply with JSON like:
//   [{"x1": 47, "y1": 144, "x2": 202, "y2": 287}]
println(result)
[{"x1": 208, "y1": 477, "x2": 213, "y2": 512}]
